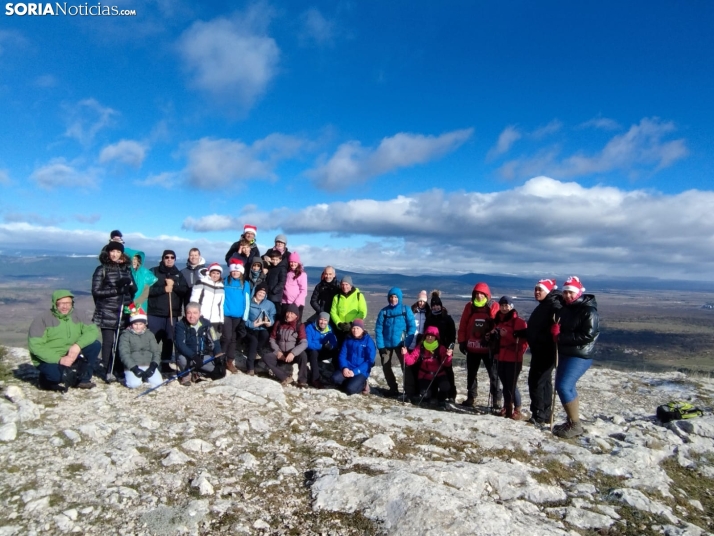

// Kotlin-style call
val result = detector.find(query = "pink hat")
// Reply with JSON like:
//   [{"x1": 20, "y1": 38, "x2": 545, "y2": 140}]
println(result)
[
  {"x1": 243, "y1": 224, "x2": 257, "y2": 236},
  {"x1": 424, "y1": 325, "x2": 440, "y2": 338},
  {"x1": 207, "y1": 263, "x2": 223, "y2": 274},
  {"x1": 418, "y1": 290, "x2": 428, "y2": 302},
  {"x1": 228, "y1": 258, "x2": 245, "y2": 274},
  {"x1": 288, "y1": 252, "x2": 301, "y2": 263},
  {"x1": 536, "y1": 279, "x2": 557, "y2": 293},
  {"x1": 562, "y1": 276, "x2": 584, "y2": 295}
]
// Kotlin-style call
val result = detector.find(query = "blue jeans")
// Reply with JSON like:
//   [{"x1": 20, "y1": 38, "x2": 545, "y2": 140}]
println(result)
[
  {"x1": 35, "y1": 340, "x2": 101, "y2": 386},
  {"x1": 331, "y1": 370, "x2": 367, "y2": 395},
  {"x1": 555, "y1": 355, "x2": 592, "y2": 404}
]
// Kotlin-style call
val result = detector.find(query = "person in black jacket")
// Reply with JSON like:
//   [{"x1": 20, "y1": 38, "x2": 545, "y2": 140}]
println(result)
[
  {"x1": 147, "y1": 250, "x2": 190, "y2": 366},
  {"x1": 308, "y1": 266, "x2": 340, "y2": 324},
  {"x1": 91, "y1": 242, "x2": 137, "y2": 382},
  {"x1": 174, "y1": 302, "x2": 224, "y2": 385},
  {"x1": 526, "y1": 278, "x2": 562, "y2": 424},
  {"x1": 262, "y1": 234, "x2": 290, "y2": 268},
  {"x1": 550, "y1": 276, "x2": 599, "y2": 439},
  {"x1": 224, "y1": 224, "x2": 261, "y2": 265},
  {"x1": 423, "y1": 290, "x2": 457, "y2": 401},
  {"x1": 264, "y1": 249, "x2": 287, "y2": 314}
]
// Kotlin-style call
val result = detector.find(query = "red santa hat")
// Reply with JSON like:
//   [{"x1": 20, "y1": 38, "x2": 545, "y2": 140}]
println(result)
[
  {"x1": 129, "y1": 307, "x2": 148, "y2": 324},
  {"x1": 207, "y1": 263, "x2": 223, "y2": 274},
  {"x1": 228, "y1": 258, "x2": 245, "y2": 274},
  {"x1": 562, "y1": 276, "x2": 584, "y2": 295},
  {"x1": 243, "y1": 224, "x2": 257, "y2": 236},
  {"x1": 536, "y1": 279, "x2": 557, "y2": 293}
]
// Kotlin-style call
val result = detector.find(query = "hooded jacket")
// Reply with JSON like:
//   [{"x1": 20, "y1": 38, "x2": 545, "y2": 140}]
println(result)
[
  {"x1": 28, "y1": 290, "x2": 100, "y2": 366},
  {"x1": 337, "y1": 331, "x2": 376, "y2": 378},
  {"x1": 493, "y1": 309, "x2": 529, "y2": 363},
  {"x1": 330, "y1": 287, "x2": 368, "y2": 327},
  {"x1": 375, "y1": 287, "x2": 417, "y2": 349},
  {"x1": 403, "y1": 327, "x2": 452, "y2": 380},
  {"x1": 118, "y1": 326, "x2": 161, "y2": 369},
  {"x1": 247, "y1": 296, "x2": 276, "y2": 331},
  {"x1": 223, "y1": 276, "x2": 250, "y2": 320},
  {"x1": 181, "y1": 256, "x2": 206, "y2": 289},
  {"x1": 174, "y1": 317, "x2": 222, "y2": 359},
  {"x1": 282, "y1": 268, "x2": 308, "y2": 306},
  {"x1": 556, "y1": 294, "x2": 599, "y2": 358},
  {"x1": 305, "y1": 320, "x2": 338, "y2": 351},
  {"x1": 424, "y1": 308, "x2": 456, "y2": 348},
  {"x1": 124, "y1": 248, "x2": 157, "y2": 312},
  {"x1": 91, "y1": 250, "x2": 138, "y2": 329},
  {"x1": 190, "y1": 268, "x2": 225, "y2": 324},
  {"x1": 457, "y1": 283, "x2": 499, "y2": 354}
]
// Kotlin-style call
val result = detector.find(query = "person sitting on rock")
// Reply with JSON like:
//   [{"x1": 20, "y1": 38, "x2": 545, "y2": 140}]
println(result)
[
  {"x1": 28, "y1": 290, "x2": 101, "y2": 392},
  {"x1": 244, "y1": 283, "x2": 276, "y2": 376},
  {"x1": 118, "y1": 306, "x2": 162, "y2": 389},
  {"x1": 174, "y1": 302, "x2": 225, "y2": 385},
  {"x1": 332, "y1": 319, "x2": 376, "y2": 396},
  {"x1": 305, "y1": 312, "x2": 339, "y2": 388},
  {"x1": 401, "y1": 326, "x2": 453, "y2": 408},
  {"x1": 262, "y1": 303, "x2": 309, "y2": 387}
]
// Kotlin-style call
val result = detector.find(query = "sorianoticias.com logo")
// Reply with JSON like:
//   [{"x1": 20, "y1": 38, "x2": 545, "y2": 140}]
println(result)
[{"x1": 5, "y1": 3, "x2": 136, "y2": 16}]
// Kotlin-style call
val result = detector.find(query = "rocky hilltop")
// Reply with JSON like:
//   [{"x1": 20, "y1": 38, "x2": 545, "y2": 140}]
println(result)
[{"x1": 0, "y1": 346, "x2": 713, "y2": 536}]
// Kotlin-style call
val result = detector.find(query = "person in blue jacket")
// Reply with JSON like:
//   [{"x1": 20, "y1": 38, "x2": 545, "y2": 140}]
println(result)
[
  {"x1": 332, "y1": 319, "x2": 376, "y2": 395},
  {"x1": 374, "y1": 287, "x2": 416, "y2": 397},
  {"x1": 222, "y1": 258, "x2": 250, "y2": 373},
  {"x1": 305, "y1": 312, "x2": 339, "y2": 388}
]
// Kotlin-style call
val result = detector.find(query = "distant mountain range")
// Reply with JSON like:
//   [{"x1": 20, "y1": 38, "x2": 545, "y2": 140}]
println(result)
[{"x1": 3, "y1": 254, "x2": 714, "y2": 294}]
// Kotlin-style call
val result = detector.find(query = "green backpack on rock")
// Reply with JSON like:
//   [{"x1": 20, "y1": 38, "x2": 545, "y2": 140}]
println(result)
[{"x1": 656, "y1": 401, "x2": 704, "y2": 423}]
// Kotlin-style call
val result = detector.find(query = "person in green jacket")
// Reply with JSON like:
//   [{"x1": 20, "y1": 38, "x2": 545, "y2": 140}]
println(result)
[
  {"x1": 124, "y1": 247, "x2": 158, "y2": 312},
  {"x1": 330, "y1": 276, "x2": 368, "y2": 340},
  {"x1": 28, "y1": 290, "x2": 101, "y2": 392}
]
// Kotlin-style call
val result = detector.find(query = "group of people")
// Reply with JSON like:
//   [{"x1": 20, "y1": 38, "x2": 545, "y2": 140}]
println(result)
[{"x1": 26, "y1": 226, "x2": 600, "y2": 439}]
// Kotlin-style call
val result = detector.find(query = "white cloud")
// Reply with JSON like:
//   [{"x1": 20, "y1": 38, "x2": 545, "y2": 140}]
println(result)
[
  {"x1": 0, "y1": 29, "x2": 26, "y2": 56},
  {"x1": 34, "y1": 74, "x2": 57, "y2": 88},
  {"x1": 74, "y1": 214, "x2": 101, "y2": 224},
  {"x1": 0, "y1": 169, "x2": 10, "y2": 185},
  {"x1": 487, "y1": 126, "x2": 521, "y2": 160},
  {"x1": 135, "y1": 171, "x2": 181, "y2": 189},
  {"x1": 499, "y1": 117, "x2": 688, "y2": 180},
  {"x1": 185, "y1": 134, "x2": 307, "y2": 189},
  {"x1": 3, "y1": 212, "x2": 64, "y2": 226},
  {"x1": 177, "y1": 5, "x2": 280, "y2": 109},
  {"x1": 99, "y1": 139, "x2": 147, "y2": 168},
  {"x1": 63, "y1": 98, "x2": 119, "y2": 146},
  {"x1": 531, "y1": 119, "x2": 563, "y2": 139},
  {"x1": 579, "y1": 116, "x2": 621, "y2": 130},
  {"x1": 31, "y1": 159, "x2": 99, "y2": 190},
  {"x1": 181, "y1": 176, "x2": 714, "y2": 279},
  {"x1": 300, "y1": 8, "x2": 335, "y2": 45},
  {"x1": 308, "y1": 128, "x2": 473, "y2": 190}
]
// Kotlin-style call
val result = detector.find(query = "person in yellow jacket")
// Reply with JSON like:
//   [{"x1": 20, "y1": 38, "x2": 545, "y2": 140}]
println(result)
[{"x1": 330, "y1": 276, "x2": 367, "y2": 339}]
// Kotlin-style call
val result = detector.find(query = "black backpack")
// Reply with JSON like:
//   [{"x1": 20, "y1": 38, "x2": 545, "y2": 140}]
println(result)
[{"x1": 656, "y1": 401, "x2": 704, "y2": 423}]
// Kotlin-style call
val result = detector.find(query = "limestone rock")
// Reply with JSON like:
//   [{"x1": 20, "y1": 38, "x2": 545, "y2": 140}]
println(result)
[{"x1": 0, "y1": 422, "x2": 17, "y2": 441}]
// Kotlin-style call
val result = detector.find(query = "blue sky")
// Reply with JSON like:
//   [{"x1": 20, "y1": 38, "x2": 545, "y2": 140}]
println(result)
[{"x1": 1, "y1": 1, "x2": 713, "y2": 280}]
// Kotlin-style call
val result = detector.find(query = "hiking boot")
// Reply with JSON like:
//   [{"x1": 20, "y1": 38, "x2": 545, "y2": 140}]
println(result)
[
  {"x1": 281, "y1": 377, "x2": 293, "y2": 387},
  {"x1": 497, "y1": 407, "x2": 507, "y2": 417},
  {"x1": 226, "y1": 360, "x2": 238, "y2": 374},
  {"x1": 39, "y1": 379, "x2": 68, "y2": 393},
  {"x1": 511, "y1": 410, "x2": 525, "y2": 421},
  {"x1": 553, "y1": 419, "x2": 584, "y2": 438},
  {"x1": 310, "y1": 379, "x2": 325, "y2": 389},
  {"x1": 104, "y1": 373, "x2": 117, "y2": 384},
  {"x1": 179, "y1": 375, "x2": 192, "y2": 386},
  {"x1": 296, "y1": 382, "x2": 309, "y2": 389},
  {"x1": 438, "y1": 400, "x2": 447, "y2": 410},
  {"x1": 385, "y1": 387, "x2": 401, "y2": 398},
  {"x1": 461, "y1": 397, "x2": 475, "y2": 407},
  {"x1": 246, "y1": 370, "x2": 255, "y2": 376},
  {"x1": 76, "y1": 381, "x2": 96, "y2": 390}
]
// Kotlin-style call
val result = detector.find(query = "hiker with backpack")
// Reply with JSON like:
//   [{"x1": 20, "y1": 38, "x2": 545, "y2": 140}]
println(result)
[
  {"x1": 401, "y1": 325, "x2": 453, "y2": 409},
  {"x1": 375, "y1": 287, "x2": 417, "y2": 397},
  {"x1": 174, "y1": 302, "x2": 225, "y2": 385},
  {"x1": 492, "y1": 297, "x2": 529, "y2": 420},
  {"x1": 118, "y1": 306, "x2": 163, "y2": 389},
  {"x1": 550, "y1": 276, "x2": 599, "y2": 438},
  {"x1": 330, "y1": 276, "x2": 368, "y2": 342},
  {"x1": 457, "y1": 282, "x2": 501, "y2": 409},
  {"x1": 526, "y1": 278, "x2": 562, "y2": 425},
  {"x1": 92, "y1": 241, "x2": 137, "y2": 382}
]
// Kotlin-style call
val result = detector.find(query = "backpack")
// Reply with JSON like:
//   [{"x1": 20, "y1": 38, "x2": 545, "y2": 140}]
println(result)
[{"x1": 656, "y1": 401, "x2": 704, "y2": 423}]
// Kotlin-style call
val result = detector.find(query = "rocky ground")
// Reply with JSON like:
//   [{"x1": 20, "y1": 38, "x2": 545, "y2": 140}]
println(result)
[{"x1": 1, "y1": 347, "x2": 713, "y2": 536}]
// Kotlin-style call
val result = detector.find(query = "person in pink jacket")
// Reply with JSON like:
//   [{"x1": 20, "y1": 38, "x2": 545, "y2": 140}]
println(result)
[
  {"x1": 401, "y1": 326, "x2": 453, "y2": 408},
  {"x1": 282, "y1": 251, "x2": 308, "y2": 322}
]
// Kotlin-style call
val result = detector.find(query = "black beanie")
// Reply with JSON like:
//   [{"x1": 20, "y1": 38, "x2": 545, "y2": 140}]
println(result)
[
  {"x1": 430, "y1": 291, "x2": 442, "y2": 307},
  {"x1": 162, "y1": 249, "x2": 176, "y2": 258},
  {"x1": 106, "y1": 242, "x2": 125, "y2": 253}
]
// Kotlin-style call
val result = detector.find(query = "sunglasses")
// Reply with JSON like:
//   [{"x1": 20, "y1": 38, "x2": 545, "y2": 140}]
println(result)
[{"x1": 164, "y1": 255, "x2": 175, "y2": 259}]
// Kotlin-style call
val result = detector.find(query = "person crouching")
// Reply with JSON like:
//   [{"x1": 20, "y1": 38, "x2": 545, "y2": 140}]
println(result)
[
  {"x1": 174, "y1": 302, "x2": 225, "y2": 385},
  {"x1": 262, "y1": 303, "x2": 309, "y2": 387},
  {"x1": 119, "y1": 307, "x2": 162, "y2": 389},
  {"x1": 401, "y1": 326, "x2": 453, "y2": 408},
  {"x1": 332, "y1": 319, "x2": 376, "y2": 395}
]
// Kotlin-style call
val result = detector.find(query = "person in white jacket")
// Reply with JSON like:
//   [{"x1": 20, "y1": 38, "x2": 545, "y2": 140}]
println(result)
[{"x1": 190, "y1": 263, "x2": 225, "y2": 335}]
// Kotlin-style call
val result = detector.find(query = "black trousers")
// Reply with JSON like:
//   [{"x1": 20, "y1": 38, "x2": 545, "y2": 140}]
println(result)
[
  {"x1": 497, "y1": 360, "x2": 523, "y2": 413},
  {"x1": 418, "y1": 376, "x2": 451, "y2": 402},
  {"x1": 306, "y1": 348, "x2": 339, "y2": 382},
  {"x1": 465, "y1": 351, "x2": 502, "y2": 405},
  {"x1": 528, "y1": 346, "x2": 556, "y2": 422},
  {"x1": 262, "y1": 351, "x2": 308, "y2": 383},
  {"x1": 380, "y1": 347, "x2": 417, "y2": 395},
  {"x1": 244, "y1": 328, "x2": 270, "y2": 372}
]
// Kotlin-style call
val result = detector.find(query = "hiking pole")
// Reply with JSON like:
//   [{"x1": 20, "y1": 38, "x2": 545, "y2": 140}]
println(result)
[
  {"x1": 418, "y1": 343, "x2": 453, "y2": 408},
  {"x1": 400, "y1": 330, "x2": 407, "y2": 404},
  {"x1": 108, "y1": 294, "x2": 125, "y2": 379},
  {"x1": 550, "y1": 316, "x2": 560, "y2": 432},
  {"x1": 136, "y1": 355, "x2": 217, "y2": 397},
  {"x1": 510, "y1": 337, "x2": 519, "y2": 418}
]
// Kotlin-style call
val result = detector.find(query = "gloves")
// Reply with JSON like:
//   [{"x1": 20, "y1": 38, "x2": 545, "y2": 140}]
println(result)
[
  {"x1": 550, "y1": 323, "x2": 561, "y2": 342},
  {"x1": 338, "y1": 322, "x2": 350, "y2": 332},
  {"x1": 191, "y1": 354, "x2": 204, "y2": 368},
  {"x1": 459, "y1": 342, "x2": 467, "y2": 355},
  {"x1": 130, "y1": 366, "x2": 144, "y2": 380},
  {"x1": 323, "y1": 341, "x2": 333, "y2": 351},
  {"x1": 147, "y1": 362, "x2": 158, "y2": 377}
]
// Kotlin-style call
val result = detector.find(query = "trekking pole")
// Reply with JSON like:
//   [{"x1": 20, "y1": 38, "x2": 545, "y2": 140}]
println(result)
[
  {"x1": 136, "y1": 355, "x2": 217, "y2": 397},
  {"x1": 418, "y1": 343, "x2": 453, "y2": 408},
  {"x1": 511, "y1": 337, "x2": 519, "y2": 418},
  {"x1": 108, "y1": 295, "x2": 125, "y2": 378},
  {"x1": 400, "y1": 330, "x2": 407, "y2": 404},
  {"x1": 550, "y1": 315, "x2": 560, "y2": 432}
]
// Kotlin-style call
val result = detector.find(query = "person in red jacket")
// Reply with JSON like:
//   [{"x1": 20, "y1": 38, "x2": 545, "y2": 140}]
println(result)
[
  {"x1": 492, "y1": 297, "x2": 529, "y2": 420},
  {"x1": 457, "y1": 282, "x2": 501, "y2": 408},
  {"x1": 401, "y1": 326, "x2": 453, "y2": 408}
]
